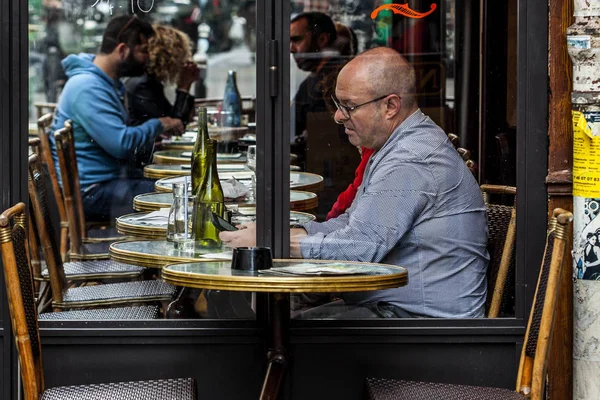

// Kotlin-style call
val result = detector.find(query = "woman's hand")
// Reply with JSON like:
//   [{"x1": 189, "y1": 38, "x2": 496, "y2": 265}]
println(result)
[{"x1": 177, "y1": 61, "x2": 200, "y2": 92}]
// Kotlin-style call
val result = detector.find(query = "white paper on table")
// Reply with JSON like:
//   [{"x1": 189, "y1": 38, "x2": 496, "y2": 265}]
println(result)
[
  {"x1": 221, "y1": 178, "x2": 250, "y2": 199},
  {"x1": 128, "y1": 209, "x2": 169, "y2": 226},
  {"x1": 199, "y1": 251, "x2": 233, "y2": 260}
]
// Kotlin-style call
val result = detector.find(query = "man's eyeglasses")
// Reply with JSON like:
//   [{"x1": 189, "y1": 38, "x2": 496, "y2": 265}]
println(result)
[
  {"x1": 116, "y1": 14, "x2": 138, "y2": 43},
  {"x1": 331, "y1": 94, "x2": 395, "y2": 121}
]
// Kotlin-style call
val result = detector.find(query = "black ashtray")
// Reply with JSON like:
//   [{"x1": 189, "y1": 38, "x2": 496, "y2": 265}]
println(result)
[{"x1": 231, "y1": 247, "x2": 273, "y2": 271}]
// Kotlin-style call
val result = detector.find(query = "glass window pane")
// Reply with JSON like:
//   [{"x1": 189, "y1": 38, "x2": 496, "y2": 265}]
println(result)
[
  {"x1": 29, "y1": 0, "x2": 258, "y2": 321},
  {"x1": 288, "y1": 0, "x2": 517, "y2": 320}
]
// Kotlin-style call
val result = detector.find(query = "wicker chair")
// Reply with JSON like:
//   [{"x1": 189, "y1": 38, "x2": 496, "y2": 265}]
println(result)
[
  {"x1": 28, "y1": 155, "x2": 177, "y2": 312},
  {"x1": 28, "y1": 153, "x2": 146, "y2": 283},
  {"x1": 36, "y1": 113, "x2": 70, "y2": 262},
  {"x1": 365, "y1": 208, "x2": 573, "y2": 400},
  {"x1": 481, "y1": 184, "x2": 517, "y2": 318},
  {"x1": 53, "y1": 121, "x2": 124, "y2": 261},
  {"x1": 446, "y1": 133, "x2": 478, "y2": 176},
  {"x1": 0, "y1": 203, "x2": 197, "y2": 400}
]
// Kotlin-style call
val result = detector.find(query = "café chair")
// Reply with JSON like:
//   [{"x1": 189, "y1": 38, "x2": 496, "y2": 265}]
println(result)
[
  {"x1": 35, "y1": 114, "x2": 70, "y2": 262},
  {"x1": 28, "y1": 153, "x2": 146, "y2": 283},
  {"x1": 1, "y1": 203, "x2": 161, "y2": 320},
  {"x1": 29, "y1": 156, "x2": 178, "y2": 313},
  {"x1": 34, "y1": 101, "x2": 57, "y2": 120},
  {"x1": 446, "y1": 133, "x2": 478, "y2": 176},
  {"x1": 0, "y1": 203, "x2": 197, "y2": 400},
  {"x1": 482, "y1": 184, "x2": 517, "y2": 318},
  {"x1": 365, "y1": 208, "x2": 572, "y2": 400},
  {"x1": 53, "y1": 121, "x2": 125, "y2": 261}
]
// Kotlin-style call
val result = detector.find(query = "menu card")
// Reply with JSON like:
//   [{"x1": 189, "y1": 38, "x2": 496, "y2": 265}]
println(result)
[{"x1": 258, "y1": 263, "x2": 385, "y2": 276}]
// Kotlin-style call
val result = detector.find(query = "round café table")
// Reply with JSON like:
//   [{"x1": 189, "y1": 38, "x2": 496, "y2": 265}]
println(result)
[
  {"x1": 153, "y1": 149, "x2": 299, "y2": 166},
  {"x1": 153, "y1": 150, "x2": 247, "y2": 164},
  {"x1": 133, "y1": 190, "x2": 318, "y2": 212},
  {"x1": 144, "y1": 163, "x2": 251, "y2": 179},
  {"x1": 110, "y1": 240, "x2": 232, "y2": 268},
  {"x1": 161, "y1": 260, "x2": 408, "y2": 399},
  {"x1": 161, "y1": 127, "x2": 249, "y2": 150},
  {"x1": 153, "y1": 172, "x2": 324, "y2": 193},
  {"x1": 116, "y1": 210, "x2": 316, "y2": 240}
]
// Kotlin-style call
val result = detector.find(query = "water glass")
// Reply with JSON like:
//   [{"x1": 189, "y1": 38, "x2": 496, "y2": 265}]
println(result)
[{"x1": 167, "y1": 182, "x2": 196, "y2": 252}]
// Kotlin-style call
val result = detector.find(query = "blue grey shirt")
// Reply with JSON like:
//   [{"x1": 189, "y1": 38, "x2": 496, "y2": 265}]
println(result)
[{"x1": 300, "y1": 110, "x2": 489, "y2": 318}]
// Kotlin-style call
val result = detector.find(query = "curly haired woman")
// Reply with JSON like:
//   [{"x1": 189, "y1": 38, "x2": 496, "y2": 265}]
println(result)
[{"x1": 125, "y1": 24, "x2": 199, "y2": 127}]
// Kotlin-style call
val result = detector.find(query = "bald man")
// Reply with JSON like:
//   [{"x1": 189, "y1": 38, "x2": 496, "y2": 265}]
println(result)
[{"x1": 222, "y1": 48, "x2": 489, "y2": 319}]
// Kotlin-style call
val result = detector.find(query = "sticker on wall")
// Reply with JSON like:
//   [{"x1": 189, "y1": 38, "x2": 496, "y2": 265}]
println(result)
[
  {"x1": 371, "y1": 3, "x2": 437, "y2": 20},
  {"x1": 573, "y1": 197, "x2": 600, "y2": 280},
  {"x1": 573, "y1": 111, "x2": 600, "y2": 198}
]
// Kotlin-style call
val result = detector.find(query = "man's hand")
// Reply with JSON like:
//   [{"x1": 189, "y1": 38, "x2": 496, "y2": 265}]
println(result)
[
  {"x1": 158, "y1": 117, "x2": 184, "y2": 135},
  {"x1": 220, "y1": 222, "x2": 257, "y2": 248},
  {"x1": 177, "y1": 61, "x2": 200, "y2": 92}
]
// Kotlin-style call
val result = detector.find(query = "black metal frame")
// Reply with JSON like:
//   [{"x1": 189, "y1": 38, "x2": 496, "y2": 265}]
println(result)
[{"x1": 0, "y1": 0, "x2": 548, "y2": 398}]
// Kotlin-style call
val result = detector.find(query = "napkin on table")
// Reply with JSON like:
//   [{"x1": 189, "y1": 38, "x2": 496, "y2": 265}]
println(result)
[{"x1": 128, "y1": 209, "x2": 170, "y2": 226}]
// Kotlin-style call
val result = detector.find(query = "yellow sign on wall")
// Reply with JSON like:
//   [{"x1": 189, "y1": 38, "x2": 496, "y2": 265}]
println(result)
[{"x1": 573, "y1": 111, "x2": 600, "y2": 197}]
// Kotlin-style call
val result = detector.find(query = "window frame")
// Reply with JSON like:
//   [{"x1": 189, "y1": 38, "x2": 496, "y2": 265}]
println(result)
[{"x1": 0, "y1": 1, "x2": 549, "y2": 396}]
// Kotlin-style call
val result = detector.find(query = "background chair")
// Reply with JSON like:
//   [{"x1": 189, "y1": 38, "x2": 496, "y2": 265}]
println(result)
[
  {"x1": 28, "y1": 155, "x2": 177, "y2": 313},
  {"x1": 35, "y1": 114, "x2": 70, "y2": 262},
  {"x1": 481, "y1": 184, "x2": 517, "y2": 318},
  {"x1": 365, "y1": 208, "x2": 572, "y2": 400},
  {"x1": 0, "y1": 203, "x2": 197, "y2": 399},
  {"x1": 53, "y1": 121, "x2": 124, "y2": 260}
]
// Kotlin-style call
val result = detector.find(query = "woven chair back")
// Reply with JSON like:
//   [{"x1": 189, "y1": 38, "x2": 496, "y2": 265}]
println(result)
[
  {"x1": 515, "y1": 208, "x2": 572, "y2": 399},
  {"x1": 37, "y1": 113, "x2": 69, "y2": 261},
  {"x1": 28, "y1": 154, "x2": 68, "y2": 306},
  {"x1": 54, "y1": 121, "x2": 87, "y2": 253},
  {"x1": 481, "y1": 184, "x2": 517, "y2": 318},
  {"x1": 0, "y1": 203, "x2": 45, "y2": 400}
]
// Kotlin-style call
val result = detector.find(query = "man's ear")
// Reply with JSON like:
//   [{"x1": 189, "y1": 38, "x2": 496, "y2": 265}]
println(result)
[
  {"x1": 385, "y1": 95, "x2": 402, "y2": 119},
  {"x1": 116, "y1": 43, "x2": 129, "y2": 60},
  {"x1": 317, "y1": 33, "x2": 330, "y2": 50}
]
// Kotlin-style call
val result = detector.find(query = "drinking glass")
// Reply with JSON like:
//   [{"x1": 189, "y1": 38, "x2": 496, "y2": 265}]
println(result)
[{"x1": 167, "y1": 182, "x2": 196, "y2": 252}]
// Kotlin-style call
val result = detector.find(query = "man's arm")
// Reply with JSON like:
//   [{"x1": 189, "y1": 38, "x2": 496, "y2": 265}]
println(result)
[
  {"x1": 219, "y1": 223, "x2": 308, "y2": 258},
  {"x1": 70, "y1": 83, "x2": 179, "y2": 159},
  {"x1": 300, "y1": 158, "x2": 435, "y2": 262}
]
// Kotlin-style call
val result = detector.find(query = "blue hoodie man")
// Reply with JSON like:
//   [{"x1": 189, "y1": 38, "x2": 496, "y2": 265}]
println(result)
[{"x1": 49, "y1": 15, "x2": 183, "y2": 222}]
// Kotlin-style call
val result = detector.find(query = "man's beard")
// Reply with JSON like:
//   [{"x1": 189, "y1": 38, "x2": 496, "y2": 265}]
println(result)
[
  {"x1": 293, "y1": 53, "x2": 323, "y2": 72},
  {"x1": 117, "y1": 52, "x2": 146, "y2": 77},
  {"x1": 293, "y1": 41, "x2": 324, "y2": 72}
]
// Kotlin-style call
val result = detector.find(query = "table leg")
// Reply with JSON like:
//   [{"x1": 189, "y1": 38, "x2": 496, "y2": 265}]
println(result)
[{"x1": 259, "y1": 293, "x2": 290, "y2": 400}]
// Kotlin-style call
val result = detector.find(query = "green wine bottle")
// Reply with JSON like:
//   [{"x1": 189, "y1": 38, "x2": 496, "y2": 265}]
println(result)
[
  {"x1": 193, "y1": 140, "x2": 225, "y2": 248},
  {"x1": 191, "y1": 107, "x2": 210, "y2": 195}
]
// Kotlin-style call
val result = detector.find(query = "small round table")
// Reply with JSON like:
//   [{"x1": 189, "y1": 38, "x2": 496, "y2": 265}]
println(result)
[
  {"x1": 133, "y1": 190, "x2": 318, "y2": 212},
  {"x1": 115, "y1": 211, "x2": 316, "y2": 240},
  {"x1": 153, "y1": 172, "x2": 324, "y2": 193},
  {"x1": 162, "y1": 260, "x2": 407, "y2": 400},
  {"x1": 143, "y1": 163, "x2": 250, "y2": 179},
  {"x1": 161, "y1": 127, "x2": 249, "y2": 150},
  {"x1": 153, "y1": 150, "x2": 247, "y2": 164}
]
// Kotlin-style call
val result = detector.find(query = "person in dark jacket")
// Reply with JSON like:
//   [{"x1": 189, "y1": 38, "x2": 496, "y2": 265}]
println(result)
[{"x1": 125, "y1": 24, "x2": 199, "y2": 127}]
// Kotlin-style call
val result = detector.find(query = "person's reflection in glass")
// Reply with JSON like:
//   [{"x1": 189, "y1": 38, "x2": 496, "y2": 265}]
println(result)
[
  {"x1": 290, "y1": 12, "x2": 340, "y2": 169},
  {"x1": 221, "y1": 48, "x2": 489, "y2": 319}
]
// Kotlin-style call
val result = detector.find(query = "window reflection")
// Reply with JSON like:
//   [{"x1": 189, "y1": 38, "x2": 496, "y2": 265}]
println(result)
[
  {"x1": 288, "y1": 0, "x2": 517, "y2": 319},
  {"x1": 29, "y1": 0, "x2": 258, "y2": 321}
]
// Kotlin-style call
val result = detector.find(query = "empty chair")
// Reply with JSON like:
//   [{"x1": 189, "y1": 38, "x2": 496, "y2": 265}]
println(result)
[
  {"x1": 36, "y1": 113, "x2": 70, "y2": 261},
  {"x1": 482, "y1": 184, "x2": 517, "y2": 318},
  {"x1": 28, "y1": 153, "x2": 146, "y2": 283},
  {"x1": 28, "y1": 155, "x2": 177, "y2": 312},
  {"x1": 365, "y1": 208, "x2": 572, "y2": 400},
  {"x1": 0, "y1": 203, "x2": 197, "y2": 399},
  {"x1": 53, "y1": 120, "x2": 124, "y2": 260}
]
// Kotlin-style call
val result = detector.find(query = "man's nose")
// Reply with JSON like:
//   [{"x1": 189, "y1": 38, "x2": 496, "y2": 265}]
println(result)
[
  {"x1": 290, "y1": 42, "x2": 297, "y2": 53},
  {"x1": 333, "y1": 108, "x2": 347, "y2": 124}
]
